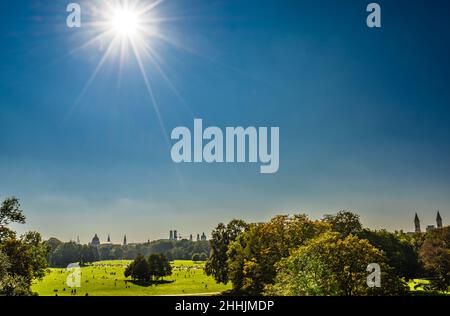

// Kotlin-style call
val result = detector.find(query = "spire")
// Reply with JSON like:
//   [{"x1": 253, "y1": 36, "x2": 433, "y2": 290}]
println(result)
[
  {"x1": 414, "y1": 213, "x2": 421, "y2": 233},
  {"x1": 436, "y1": 211, "x2": 443, "y2": 229},
  {"x1": 123, "y1": 234, "x2": 127, "y2": 246},
  {"x1": 107, "y1": 233, "x2": 111, "y2": 243}
]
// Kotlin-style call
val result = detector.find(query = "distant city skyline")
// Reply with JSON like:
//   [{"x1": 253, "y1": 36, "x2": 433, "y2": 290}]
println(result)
[{"x1": 11, "y1": 210, "x2": 446, "y2": 244}]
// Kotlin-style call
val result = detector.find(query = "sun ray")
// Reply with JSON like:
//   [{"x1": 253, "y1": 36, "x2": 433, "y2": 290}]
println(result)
[
  {"x1": 129, "y1": 36, "x2": 171, "y2": 148},
  {"x1": 137, "y1": 0, "x2": 165, "y2": 16},
  {"x1": 69, "y1": 0, "x2": 198, "y2": 134},
  {"x1": 71, "y1": 36, "x2": 119, "y2": 111},
  {"x1": 62, "y1": 0, "x2": 202, "y2": 187},
  {"x1": 142, "y1": 42, "x2": 194, "y2": 117},
  {"x1": 68, "y1": 29, "x2": 115, "y2": 57}
]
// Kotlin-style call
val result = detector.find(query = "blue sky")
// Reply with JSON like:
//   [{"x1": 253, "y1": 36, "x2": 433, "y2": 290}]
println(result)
[{"x1": 1, "y1": 0, "x2": 449, "y2": 243}]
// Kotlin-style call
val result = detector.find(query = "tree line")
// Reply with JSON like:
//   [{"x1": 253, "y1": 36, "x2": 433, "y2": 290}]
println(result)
[
  {"x1": 46, "y1": 238, "x2": 210, "y2": 268},
  {"x1": 205, "y1": 212, "x2": 450, "y2": 295}
]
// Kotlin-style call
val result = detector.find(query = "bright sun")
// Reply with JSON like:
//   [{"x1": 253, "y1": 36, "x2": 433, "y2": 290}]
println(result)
[
  {"x1": 111, "y1": 8, "x2": 139, "y2": 38},
  {"x1": 75, "y1": 0, "x2": 177, "y2": 137}
]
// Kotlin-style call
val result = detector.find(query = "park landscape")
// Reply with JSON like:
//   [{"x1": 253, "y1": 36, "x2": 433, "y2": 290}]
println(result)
[
  {"x1": 31, "y1": 261, "x2": 446, "y2": 297},
  {"x1": 1, "y1": 196, "x2": 450, "y2": 296},
  {"x1": 1, "y1": 0, "x2": 450, "y2": 304},
  {"x1": 31, "y1": 260, "x2": 231, "y2": 296}
]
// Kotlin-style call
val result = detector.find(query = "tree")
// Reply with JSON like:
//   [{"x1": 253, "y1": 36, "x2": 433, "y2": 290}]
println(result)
[
  {"x1": 226, "y1": 214, "x2": 330, "y2": 294},
  {"x1": 323, "y1": 211, "x2": 363, "y2": 237},
  {"x1": 112, "y1": 246, "x2": 124, "y2": 260},
  {"x1": 154, "y1": 253, "x2": 172, "y2": 280},
  {"x1": 358, "y1": 229, "x2": 421, "y2": 279},
  {"x1": 124, "y1": 260, "x2": 134, "y2": 279},
  {"x1": 265, "y1": 232, "x2": 407, "y2": 296},
  {"x1": 227, "y1": 224, "x2": 264, "y2": 294},
  {"x1": 127, "y1": 254, "x2": 151, "y2": 282},
  {"x1": 80, "y1": 245, "x2": 97, "y2": 265},
  {"x1": 125, "y1": 253, "x2": 172, "y2": 282},
  {"x1": 0, "y1": 250, "x2": 29, "y2": 296},
  {"x1": 148, "y1": 253, "x2": 172, "y2": 281},
  {"x1": 49, "y1": 241, "x2": 82, "y2": 267},
  {"x1": 2, "y1": 232, "x2": 49, "y2": 284},
  {"x1": 0, "y1": 197, "x2": 49, "y2": 295},
  {"x1": 419, "y1": 226, "x2": 450, "y2": 291},
  {"x1": 192, "y1": 253, "x2": 201, "y2": 262},
  {"x1": 148, "y1": 253, "x2": 160, "y2": 280},
  {"x1": 0, "y1": 197, "x2": 26, "y2": 242},
  {"x1": 205, "y1": 219, "x2": 248, "y2": 285},
  {"x1": 99, "y1": 246, "x2": 112, "y2": 261}
]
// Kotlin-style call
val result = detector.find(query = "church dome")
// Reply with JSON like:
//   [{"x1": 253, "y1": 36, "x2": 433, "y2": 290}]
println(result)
[{"x1": 91, "y1": 233, "x2": 100, "y2": 246}]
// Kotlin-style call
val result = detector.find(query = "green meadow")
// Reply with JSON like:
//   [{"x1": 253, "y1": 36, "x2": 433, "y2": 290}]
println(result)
[{"x1": 32, "y1": 260, "x2": 231, "y2": 296}]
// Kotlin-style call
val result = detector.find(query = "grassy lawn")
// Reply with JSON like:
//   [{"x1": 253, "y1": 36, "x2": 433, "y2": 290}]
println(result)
[
  {"x1": 32, "y1": 260, "x2": 231, "y2": 296},
  {"x1": 408, "y1": 279, "x2": 450, "y2": 296}
]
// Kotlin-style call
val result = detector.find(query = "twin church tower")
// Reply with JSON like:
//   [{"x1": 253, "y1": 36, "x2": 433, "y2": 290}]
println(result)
[
  {"x1": 414, "y1": 211, "x2": 443, "y2": 233},
  {"x1": 169, "y1": 230, "x2": 207, "y2": 241}
]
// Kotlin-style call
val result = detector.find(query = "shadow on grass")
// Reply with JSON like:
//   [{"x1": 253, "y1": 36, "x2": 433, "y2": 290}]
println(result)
[
  {"x1": 409, "y1": 290, "x2": 450, "y2": 296},
  {"x1": 129, "y1": 279, "x2": 175, "y2": 287}
]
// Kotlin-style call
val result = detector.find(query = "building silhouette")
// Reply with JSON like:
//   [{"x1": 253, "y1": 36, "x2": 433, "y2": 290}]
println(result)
[
  {"x1": 413, "y1": 212, "x2": 444, "y2": 233},
  {"x1": 414, "y1": 213, "x2": 421, "y2": 233},
  {"x1": 168, "y1": 230, "x2": 207, "y2": 242},
  {"x1": 91, "y1": 233, "x2": 100, "y2": 247},
  {"x1": 437, "y1": 211, "x2": 443, "y2": 229}
]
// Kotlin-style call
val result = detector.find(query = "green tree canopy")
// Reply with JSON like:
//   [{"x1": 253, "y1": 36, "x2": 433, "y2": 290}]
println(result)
[
  {"x1": 128, "y1": 254, "x2": 151, "y2": 281},
  {"x1": 419, "y1": 226, "x2": 450, "y2": 291},
  {"x1": 266, "y1": 232, "x2": 407, "y2": 296},
  {"x1": 0, "y1": 197, "x2": 26, "y2": 242},
  {"x1": 226, "y1": 214, "x2": 330, "y2": 294},
  {"x1": 192, "y1": 253, "x2": 201, "y2": 262},
  {"x1": 323, "y1": 211, "x2": 363, "y2": 237},
  {"x1": 358, "y1": 229, "x2": 421, "y2": 279},
  {"x1": 0, "y1": 250, "x2": 29, "y2": 296},
  {"x1": 205, "y1": 219, "x2": 248, "y2": 285},
  {"x1": 0, "y1": 197, "x2": 49, "y2": 295},
  {"x1": 125, "y1": 253, "x2": 172, "y2": 282}
]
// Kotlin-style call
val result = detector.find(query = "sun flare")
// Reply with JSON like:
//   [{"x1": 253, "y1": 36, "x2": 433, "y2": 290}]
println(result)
[
  {"x1": 111, "y1": 8, "x2": 139, "y2": 37},
  {"x1": 73, "y1": 0, "x2": 187, "y2": 143}
]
